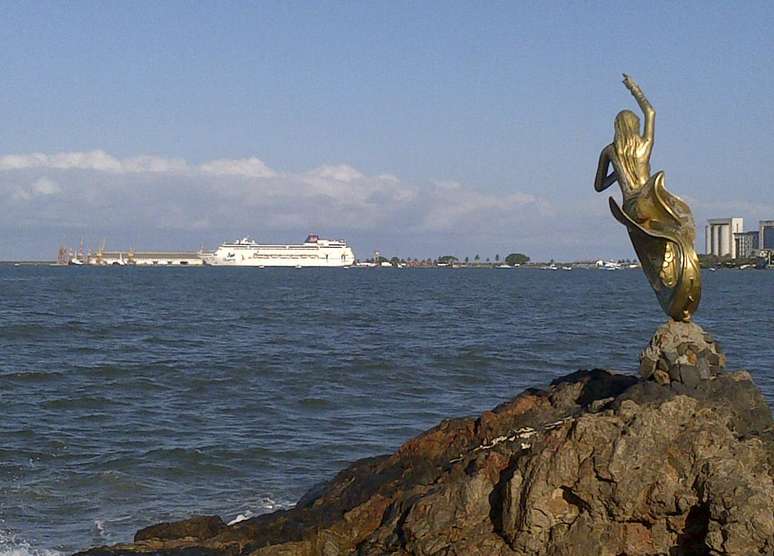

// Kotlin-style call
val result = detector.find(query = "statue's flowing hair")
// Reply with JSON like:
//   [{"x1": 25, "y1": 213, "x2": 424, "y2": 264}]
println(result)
[{"x1": 614, "y1": 110, "x2": 642, "y2": 188}]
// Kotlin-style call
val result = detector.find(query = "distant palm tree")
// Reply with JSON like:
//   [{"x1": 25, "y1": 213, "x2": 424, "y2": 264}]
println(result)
[
  {"x1": 464, "y1": 256, "x2": 469, "y2": 263},
  {"x1": 474, "y1": 254, "x2": 480, "y2": 261},
  {"x1": 495, "y1": 254, "x2": 500, "y2": 262}
]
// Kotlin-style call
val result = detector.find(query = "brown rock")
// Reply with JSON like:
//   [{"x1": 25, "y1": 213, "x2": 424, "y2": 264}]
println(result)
[
  {"x1": 679, "y1": 365, "x2": 700, "y2": 388},
  {"x1": 639, "y1": 355, "x2": 657, "y2": 379},
  {"x1": 134, "y1": 515, "x2": 226, "y2": 542},
  {"x1": 730, "y1": 370, "x2": 753, "y2": 382},
  {"x1": 709, "y1": 347, "x2": 727, "y2": 370}
]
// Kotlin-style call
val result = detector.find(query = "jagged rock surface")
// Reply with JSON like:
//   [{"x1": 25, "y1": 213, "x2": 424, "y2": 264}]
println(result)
[{"x1": 75, "y1": 369, "x2": 774, "y2": 556}]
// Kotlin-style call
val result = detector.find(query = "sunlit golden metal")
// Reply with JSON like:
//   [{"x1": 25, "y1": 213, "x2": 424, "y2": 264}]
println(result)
[{"x1": 594, "y1": 75, "x2": 701, "y2": 321}]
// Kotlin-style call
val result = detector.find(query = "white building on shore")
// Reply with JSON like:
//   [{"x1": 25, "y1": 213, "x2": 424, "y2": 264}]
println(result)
[
  {"x1": 705, "y1": 218, "x2": 744, "y2": 258},
  {"x1": 760, "y1": 220, "x2": 774, "y2": 251},
  {"x1": 79, "y1": 250, "x2": 204, "y2": 265}
]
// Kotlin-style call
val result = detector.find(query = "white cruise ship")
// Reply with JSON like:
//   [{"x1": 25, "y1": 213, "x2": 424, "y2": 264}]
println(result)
[{"x1": 201, "y1": 234, "x2": 355, "y2": 267}]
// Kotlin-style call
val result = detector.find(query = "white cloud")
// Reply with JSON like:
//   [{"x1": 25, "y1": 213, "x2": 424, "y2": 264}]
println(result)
[
  {"x1": 199, "y1": 157, "x2": 277, "y2": 178},
  {"x1": 306, "y1": 164, "x2": 363, "y2": 182},
  {"x1": 31, "y1": 177, "x2": 61, "y2": 195},
  {"x1": 0, "y1": 149, "x2": 557, "y2": 258},
  {"x1": 122, "y1": 155, "x2": 189, "y2": 173},
  {"x1": 0, "y1": 150, "x2": 188, "y2": 174},
  {"x1": 12, "y1": 177, "x2": 62, "y2": 201},
  {"x1": 420, "y1": 181, "x2": 545, "y2": 232},
  {"x1": 298, "y1": 164, "x2": 416, "y2": 208}
]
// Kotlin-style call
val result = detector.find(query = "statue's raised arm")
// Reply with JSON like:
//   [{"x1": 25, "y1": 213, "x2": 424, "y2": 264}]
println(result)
[
  {"x1": 622, "y1": 74, "x2": 655, "y2": 152},
  {"x1": 594, "y1": 75, "x2": 658, "y2": 197}
]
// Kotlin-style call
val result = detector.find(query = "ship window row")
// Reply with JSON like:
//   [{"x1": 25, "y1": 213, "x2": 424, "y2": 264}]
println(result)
[
  {"x1": 223, "y1": 244, "x2": 346, "y2": 250},
  {"x1": 224, "y1": 245, "x2": 331, "y2": 250},
  {"x1": 251, "y1": 254, "x2": 322, "y2": 259}
]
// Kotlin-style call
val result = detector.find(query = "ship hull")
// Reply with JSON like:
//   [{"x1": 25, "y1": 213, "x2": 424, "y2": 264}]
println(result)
[{"x1": 202, "y1": 255, "x2": 353, "y2": 267}]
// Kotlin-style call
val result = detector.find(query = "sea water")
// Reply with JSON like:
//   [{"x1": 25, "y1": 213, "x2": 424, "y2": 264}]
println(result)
[{"x1": 1, "y1": 266, "x2": 771, "y2": 553}]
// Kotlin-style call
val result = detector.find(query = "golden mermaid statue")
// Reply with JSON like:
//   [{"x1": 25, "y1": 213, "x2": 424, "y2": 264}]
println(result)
[{"x1": 594, "y1": 75, "x2": 701, "y2": 321}]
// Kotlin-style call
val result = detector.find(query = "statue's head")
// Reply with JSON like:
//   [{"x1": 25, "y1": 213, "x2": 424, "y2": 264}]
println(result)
[{"x1": 614, "y1": 110, "x2": 640, "y2": 142}]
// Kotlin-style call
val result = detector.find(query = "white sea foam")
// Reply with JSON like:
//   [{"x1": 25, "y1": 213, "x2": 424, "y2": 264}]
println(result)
[
  {"x1": 227, "y1": 495, "x2": 294, "y2": 526},
  {"x1": 227, "y1": 512, "x2": 251, "y2": 525},
  {"x1": 0, "y1": 531, "x2": 62, "y2": 556}
]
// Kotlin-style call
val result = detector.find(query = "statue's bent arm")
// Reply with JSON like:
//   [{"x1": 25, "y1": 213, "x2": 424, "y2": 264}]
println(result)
[{"x1": 594, "y1": 144, "x2": 617, "y2": 192}]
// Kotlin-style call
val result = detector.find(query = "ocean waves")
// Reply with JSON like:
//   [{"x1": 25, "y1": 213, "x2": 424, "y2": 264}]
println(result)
[{"x1": 0, "y1": 266, "x2": 771, "y2": 551}]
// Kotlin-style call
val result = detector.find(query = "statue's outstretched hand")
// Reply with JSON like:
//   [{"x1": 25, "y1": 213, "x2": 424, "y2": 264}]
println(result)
[{"x1": 623, "y1": 73, "x2": 643, "y2": 97}]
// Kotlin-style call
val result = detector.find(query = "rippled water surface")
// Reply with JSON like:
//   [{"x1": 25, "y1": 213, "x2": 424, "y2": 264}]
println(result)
[{"x1": 1, "y1": 265, "x2": 772, "y2": 553}]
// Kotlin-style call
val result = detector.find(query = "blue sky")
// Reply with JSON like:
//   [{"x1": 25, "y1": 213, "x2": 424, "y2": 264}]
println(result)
[{"x1": 1, "y1": 2, "x2": 772, "y2": 260}]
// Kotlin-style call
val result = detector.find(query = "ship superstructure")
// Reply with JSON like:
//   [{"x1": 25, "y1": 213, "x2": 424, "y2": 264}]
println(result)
[{"x1": 201, "y1": 234, "x2": 355, "y2": 267}]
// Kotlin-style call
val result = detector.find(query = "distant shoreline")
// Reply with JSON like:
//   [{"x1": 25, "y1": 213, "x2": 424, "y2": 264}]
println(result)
[
  {"x1": 1, "y1": 261, "x2": 770, "y2": 271},
  {"x1": 0, "y1": 260, "x2": 57, "y2": 265}
]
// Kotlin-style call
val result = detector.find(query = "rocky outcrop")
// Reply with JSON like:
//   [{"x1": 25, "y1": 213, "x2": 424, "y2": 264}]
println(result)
[
  {"x1": 76, "y1": 368, "x2": 774, "y2": 556},
  {"x1": 639, "y1": 320, "x2": 726, "y2": 387}
]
